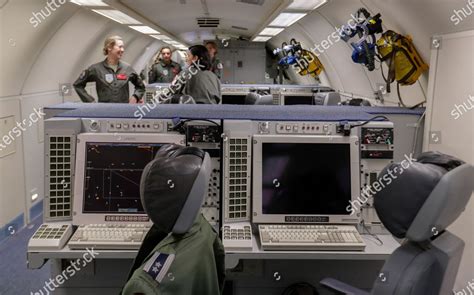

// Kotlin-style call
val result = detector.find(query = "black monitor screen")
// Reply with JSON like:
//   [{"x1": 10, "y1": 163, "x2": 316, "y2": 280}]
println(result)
[
  {"x1": 284, "y1": 95, "x2": 314, "y2": 105},
  {"x1": 222, "y1": 95, "x2": 247, "y2": 105},
  {"x1": 262, "y1": 143, "x2": 351, "y2": 215},
  {"x1": 83, "y1": 143, "x2": 163, "y2": 213}
]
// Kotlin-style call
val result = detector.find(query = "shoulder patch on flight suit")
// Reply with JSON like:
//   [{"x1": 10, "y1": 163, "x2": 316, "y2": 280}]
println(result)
[
  {"x1": 142, "y1": 252, "x2": 175, "y2": 284},
  {"x1": 217, "y1": 63, "x2": 223, "y2": 70}
]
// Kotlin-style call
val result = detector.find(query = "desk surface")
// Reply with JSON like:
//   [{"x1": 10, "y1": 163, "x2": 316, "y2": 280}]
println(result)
[{"x1": 27, "y1": 234, "x2": 399, "y2": 270}]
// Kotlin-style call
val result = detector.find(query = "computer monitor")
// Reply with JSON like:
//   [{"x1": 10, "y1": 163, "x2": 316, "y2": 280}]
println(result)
[
  {"x1": 252, "y1": 135, "x2": 360, "y2": 224},
  {"x1": 222, "y1": 94, "x2": 247, "y2": 105},
  {"x1": 73, "y1": 133, "x2": 184, "y2": 225},
  {"x1": 283, "y1": 95, "x2": 314, "y2": 105}
]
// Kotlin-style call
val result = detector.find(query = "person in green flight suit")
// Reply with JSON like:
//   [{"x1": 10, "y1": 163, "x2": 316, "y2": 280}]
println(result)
[
  {"x1": 73, "y1": 35, "x2": 145, "y2": 104},
  {"x1": 172, "y1": 45, "x2": 221, "y2": 104},
  {"x1": 206, "y1": 41, "x2": 223, "y2": 79},
  {"x1": 122, "y1": 144, "x2": 225, "y2": 295},
  {"x1": 148, "y1": 46, "x2": 182, "y2": 83}
]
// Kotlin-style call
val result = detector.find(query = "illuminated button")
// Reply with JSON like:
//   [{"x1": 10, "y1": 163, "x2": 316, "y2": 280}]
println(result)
[
  {"x1": 293, "y1": 125, "x2": 298, "y2": 132},
  {"x1": 123, "y1": 124, "x2": 129, "y2": 129},
  {"x1": 286, "y1": 125, "x2": 291, "y2": 131},
  {"x1": 323, "y1": 125, "x2": 329, "y2": 132},
  {"x1": 153, "y1": 124, "x2": 160, "y2": 129},
  {"x1": 116, "y1": 123, "x2": 122, "y2": 129}
]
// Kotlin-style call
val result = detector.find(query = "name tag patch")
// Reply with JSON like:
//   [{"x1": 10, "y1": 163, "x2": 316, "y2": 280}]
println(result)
[
  {"x1": 117, "y1": 73, "x2": 128, "y2": 80},
  {"x1": 143, "y1": 252, "x2": 175, "y2": 283}
]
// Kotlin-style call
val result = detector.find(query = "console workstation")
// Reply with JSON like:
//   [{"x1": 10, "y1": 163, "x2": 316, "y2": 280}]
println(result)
[{"x1": 24, "y1": 102, "x2": 426, "y2": 294}]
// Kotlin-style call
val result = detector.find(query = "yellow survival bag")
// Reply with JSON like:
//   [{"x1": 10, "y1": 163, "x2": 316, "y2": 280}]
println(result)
[{"x1": 376, "y1": 30, "x2": 428, "y2": 91}]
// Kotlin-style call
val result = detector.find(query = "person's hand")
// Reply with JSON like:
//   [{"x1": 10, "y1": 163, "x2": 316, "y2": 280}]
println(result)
[{"x1": 129, "y1": 96, "x2": 138, "y2": 104}]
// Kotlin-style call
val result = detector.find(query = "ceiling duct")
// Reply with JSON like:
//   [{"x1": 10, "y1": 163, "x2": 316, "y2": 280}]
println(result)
[
  {"x1": 237, "y1": 0, "x2": 265, "y2": 5},
  {"x1": 197, "y1": 18, "x2": 220, "y2": 28},
  {"x1": 232, "y1": 25, "x2": 249, "y2": 31}
]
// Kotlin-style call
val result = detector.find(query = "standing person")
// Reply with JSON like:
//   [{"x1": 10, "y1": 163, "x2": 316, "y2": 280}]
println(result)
[
  {"x1": 205, "y1": 41, "x2": 223, "y2": 79},
  {"x1": 148, "y1": 46, "x2": 182, "y2": 83},
  {"x1": 73, "y1": 36, "x2": 145, "y2": 104},
  {"x1": 179, "y1": 45, "x2": 221, "y2": 104}
]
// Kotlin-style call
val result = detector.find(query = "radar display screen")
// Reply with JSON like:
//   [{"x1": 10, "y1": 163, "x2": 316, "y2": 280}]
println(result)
[{"x1": 82, "y1": 143, "x2": 162, "y2": 213}]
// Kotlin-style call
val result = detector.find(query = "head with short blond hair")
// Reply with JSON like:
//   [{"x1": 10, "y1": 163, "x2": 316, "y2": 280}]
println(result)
[{"x1": 103, "y1": 35, "x2": 123, "y2": 56}]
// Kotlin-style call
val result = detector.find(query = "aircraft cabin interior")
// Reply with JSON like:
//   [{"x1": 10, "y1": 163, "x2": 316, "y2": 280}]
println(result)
[{"x1": 1, "y1": 0, "x2": 473, "y2": 294}]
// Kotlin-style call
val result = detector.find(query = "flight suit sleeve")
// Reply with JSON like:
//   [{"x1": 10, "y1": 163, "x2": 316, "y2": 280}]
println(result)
[
  {"x1": 213, "y1": 235, "x2": 226, "y2": 293},
  {"x1": 130, "y1": 71, "x2": 145, "y2": 101},
  {"x1": 148, "y1": 65, "x2": 157, "y2": 84},
  {"x1": 214, "y1": 59, "x2": 223, "y2": 79},
  {"x1": 73, "y1": 67, "x2": 96, "y2": 103},
  {"x1": 215, "y1": 78, "x2": 222, "y2": 104}
]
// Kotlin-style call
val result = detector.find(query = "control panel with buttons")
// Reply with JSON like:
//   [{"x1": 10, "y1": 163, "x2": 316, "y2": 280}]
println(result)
[
  {"x1": 222, "y1": 222, "x2": 253, "y2": 252},
  {"x1": 107, "y1": 120, "x2": 164, "y2": 133},
  {"x1": 275, "y1": 122, "x2": 335, "y2": 135}
]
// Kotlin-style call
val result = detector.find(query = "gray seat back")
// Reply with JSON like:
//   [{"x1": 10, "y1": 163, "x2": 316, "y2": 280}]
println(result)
[
  {"x1": 371, "y1": 231, "x2": 464, "y2": 295},
  {"x1": 407, "y1": 164, "x2": 474, "y2": 242},
  {"x1": 372, "y1": 163, "x2": 473, "y2": 295}
]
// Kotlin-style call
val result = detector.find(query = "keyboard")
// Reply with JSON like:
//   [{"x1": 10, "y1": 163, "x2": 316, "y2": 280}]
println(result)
[
  {"x1": 258, "y1": 224, "x2": 366, "y2": 251},
  {"x1": 222, "y1": 222, "x2": 253, "y2": 251},
  {"x1": 28, "y1": 223, "x2": 73, "y2": 251},
  {"x1": 68, "y1": 224, "x2": 150, "y2": 250}
]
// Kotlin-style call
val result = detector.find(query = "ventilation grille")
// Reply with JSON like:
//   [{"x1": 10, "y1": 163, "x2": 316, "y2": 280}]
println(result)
[
  {"x1": 197, "y1": 18, "x2": 220, "y2": 28},
  {"x1": 201, "y1": 160, "x2": 220, "y2": 227},
  {"x1": 273, "y1": 94, "x2": 280, "y2": 105},
  {"x1": 46, "y1": 136, "x2": 74, "y2": 221},
  {"x1": 224, "y1": 137, "x2": 251, "y2": 222},
  {"x1": 145, "y1": 91, "x2": 154, "y2": 103},
  {"x1": 237, "y1": 0, "x2": 265, "y2": 5}
]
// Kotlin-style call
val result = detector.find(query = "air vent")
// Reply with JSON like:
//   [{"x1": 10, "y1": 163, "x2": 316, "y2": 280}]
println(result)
[
  {"x1": 224, "y1": 137, "x2": 251, "y2": 222},
  {"x1": 46, "y1": 136, "x2": 75, "y2": 221},
  {"x1": 231, "y1": 25, "x2": 248, "y2": 31},
  {"x1": 197, "y1": 18, "x2": 220, "y2": 28},
  {"x1": 237, "y1": 0, "x2": 265, "y2": 5},
  {"x1": 273, "y1": 93, "x2": 280, "y2": 105}
]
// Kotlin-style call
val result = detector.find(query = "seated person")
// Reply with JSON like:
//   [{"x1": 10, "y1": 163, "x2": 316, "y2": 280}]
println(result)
[
  {"x1": 122, "y1": 144, "x2": 225, "y2": 295},
  {"x1": 177, "y1": 45, "x2": 221, "y2": 104}
]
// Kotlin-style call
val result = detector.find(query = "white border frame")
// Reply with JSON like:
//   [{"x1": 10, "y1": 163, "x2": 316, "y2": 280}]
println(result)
[
  {"x1": 252, "y1": 134, "x2": 360, "y2": 224},
  {"x1": 72, "y1": 133, "x2": 184, "y2": 225}
]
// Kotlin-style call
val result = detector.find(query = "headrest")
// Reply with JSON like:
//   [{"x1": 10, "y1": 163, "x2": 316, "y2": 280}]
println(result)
[
  {"x1": 245, "y1": 92, "x2": 259, "y2": 105},
  {"x1": 245, "y1": 92, "x2": 274, "y2": 105},
  {"x1": 139, "y1": 144, "x2": 211, "y2": 234},
  {"x1": 374, "y1": 151, "x2": 472, "y2": 241},
  {"x1": 255, "y1": 95, "x2": 274, "y2": 105}
]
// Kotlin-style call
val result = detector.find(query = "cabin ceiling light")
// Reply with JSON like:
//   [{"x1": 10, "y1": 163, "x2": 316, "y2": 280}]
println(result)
[
  {"x1": 163, "y1": 40, "x2": 180, "y2": 45},
  {"x1": 92, "y1": 9, "x2": 141, "y2": 24},
  {"x1": 259, "y1": 27, "x2": 284, "y2": 36},
  {"x1": 129, "y1": 25, "x2": 160, "y2": 34},
  {"x1": 287, "y1": 0, "x2": 327, "y2": 10},
  {"x1": 269, "y1": 12, "x2": 306, "y2": 27},
  {"x1": 70, "y1": 0, "x2": 108, "y2": 6},
  {"x1": 253, "y1": 36, "x2": 272, "y2": 42},
  {"x1": 151, "y1": 35, "x2": 172, "y2": 40}
]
